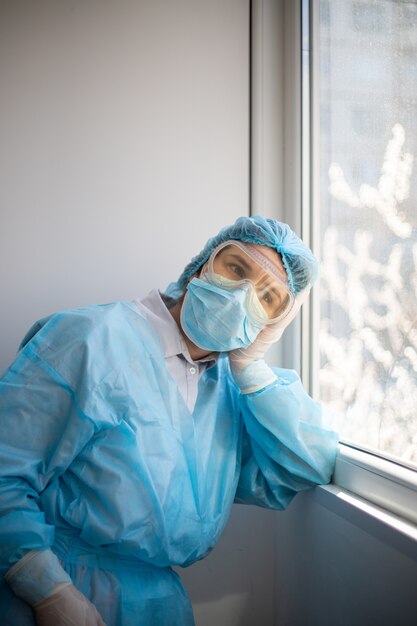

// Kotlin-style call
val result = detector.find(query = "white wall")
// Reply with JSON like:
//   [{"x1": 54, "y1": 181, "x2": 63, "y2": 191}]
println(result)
[
  {"x1": 0, "y1": 0, "x2": 248, "y2": 370},
  {"x1": 0, "y1": 1, "x2": 277, "y2": 625}
]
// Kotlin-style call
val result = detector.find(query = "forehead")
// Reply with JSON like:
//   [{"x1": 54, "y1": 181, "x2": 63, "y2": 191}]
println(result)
[{"x1": 241, "y1": 242, "x2": 286, "y2": 275}]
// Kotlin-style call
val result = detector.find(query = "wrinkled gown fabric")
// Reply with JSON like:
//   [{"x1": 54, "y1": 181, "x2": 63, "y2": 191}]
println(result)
[{"x1": 0, "y1": 299, "x2": 338, "y2": 625}]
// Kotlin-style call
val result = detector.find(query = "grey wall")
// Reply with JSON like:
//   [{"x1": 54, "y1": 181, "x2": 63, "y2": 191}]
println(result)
[
  {"x1": 274, "y1": 490, "x2": 417, "y2": 626},
  {"x1": 0, "y1": 1, "x2": 276, "y2": 625},
  {"x1": 179, "y1": 505, "x2": 275, "y2": 626}
]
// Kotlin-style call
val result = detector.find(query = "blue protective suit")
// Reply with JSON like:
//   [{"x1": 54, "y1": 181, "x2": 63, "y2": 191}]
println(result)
[{"x1": 0, "y1": 300, "x2": 338, "y2": 625}]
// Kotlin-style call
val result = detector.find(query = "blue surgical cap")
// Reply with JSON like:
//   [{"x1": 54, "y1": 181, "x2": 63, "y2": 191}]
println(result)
[{"x1": 164, "y1": 215, "x2": 318, "y2": 299}]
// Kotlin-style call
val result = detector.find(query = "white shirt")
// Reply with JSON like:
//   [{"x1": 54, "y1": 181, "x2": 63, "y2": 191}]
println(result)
[{"x1": 134, "y1": 290, "x2": 218, "y2": 413}]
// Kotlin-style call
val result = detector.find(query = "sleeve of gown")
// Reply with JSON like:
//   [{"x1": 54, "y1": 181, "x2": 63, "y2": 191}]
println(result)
[
  {"x1": 0, "y1": 313, "x2": 106, "y2": 583},
  {"x1": 234, "y1": 367, "x2": 339, "y2": 510}
]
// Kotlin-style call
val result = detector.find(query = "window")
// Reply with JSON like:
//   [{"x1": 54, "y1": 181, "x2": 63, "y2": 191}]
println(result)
[{"x1": 315, "y1": 0, "x2": 417, "y2": 469}]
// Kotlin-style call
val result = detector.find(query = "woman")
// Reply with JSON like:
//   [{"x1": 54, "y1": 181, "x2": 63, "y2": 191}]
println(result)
[{"x1": 0, "y1": 215, "x2": 338, "y2": 625}]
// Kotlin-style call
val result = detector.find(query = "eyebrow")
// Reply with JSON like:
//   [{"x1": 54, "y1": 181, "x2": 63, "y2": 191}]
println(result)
[
  {"x1": 224, "y1": 252, "x2": 255, "y2": 273},
  {"x1": 265, "y1": 284, "x2": 285, "y2": 305},
  {"x1": 225, "y1": 251, "x2": 287, "y2": 305},
  {"x1": 256, "y1": 276, "x2": 289, "y2": 307}
]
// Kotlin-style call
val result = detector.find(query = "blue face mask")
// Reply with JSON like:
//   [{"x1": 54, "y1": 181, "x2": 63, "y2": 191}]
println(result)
[{"x1": 180, "y1": 277, "x2": 264, "y2": 352}]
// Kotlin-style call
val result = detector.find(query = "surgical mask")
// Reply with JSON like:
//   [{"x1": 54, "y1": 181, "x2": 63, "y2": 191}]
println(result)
[{"x1": 180, "y1": 277, "x2": 265, "y2": 352}]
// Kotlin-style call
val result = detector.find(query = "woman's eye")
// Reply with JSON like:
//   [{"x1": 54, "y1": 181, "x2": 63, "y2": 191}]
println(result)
[
  {"x1": 229, "y1": 264, "x2": 245, "y2": 278},
  {"x1": 261, "y1": 292, "x2": 273, "y2": 305}
]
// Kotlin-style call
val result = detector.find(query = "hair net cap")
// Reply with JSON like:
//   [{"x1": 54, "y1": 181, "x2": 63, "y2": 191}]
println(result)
[{"x1": 165, "y1": 215, "x2": 318, "y2": 300}]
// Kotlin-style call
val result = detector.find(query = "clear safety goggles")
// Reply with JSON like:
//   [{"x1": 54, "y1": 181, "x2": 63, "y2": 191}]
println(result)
[{"x1": 202, "y1": 240, "x2": 294, "y2": 324}]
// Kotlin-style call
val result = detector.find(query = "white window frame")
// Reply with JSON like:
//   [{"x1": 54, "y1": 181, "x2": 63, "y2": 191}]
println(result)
[
  {"x1": 251, "y1": 0, "x2": 417, "y2": 543},
  {"x1": 298, "y1": 0, "x2": 417, "y2": 539}
]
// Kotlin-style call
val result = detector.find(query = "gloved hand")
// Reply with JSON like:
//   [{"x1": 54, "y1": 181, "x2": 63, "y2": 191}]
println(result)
[
  {"x1": 34, "y1": 583, "x2": 107, "y2": 626},
  {"x1": 229, "y1": 288, "x2": 310, "y2": 394},
  {"x1": 5, "y1": 549, "x2": 107, "y2": 626}
]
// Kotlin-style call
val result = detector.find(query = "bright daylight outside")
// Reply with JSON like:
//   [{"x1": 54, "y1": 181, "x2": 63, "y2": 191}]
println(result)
[{"x1": 318, "y1": 0, "x2": 417, "y2": 467}]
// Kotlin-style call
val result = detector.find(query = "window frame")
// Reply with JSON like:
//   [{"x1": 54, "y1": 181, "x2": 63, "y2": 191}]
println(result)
[{"x1": 299, "y1": 0, "x2": 417, "y2": 529}]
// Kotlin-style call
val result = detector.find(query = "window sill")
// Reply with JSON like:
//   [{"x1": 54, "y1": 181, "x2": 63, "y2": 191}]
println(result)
[
  {"x1": 308, "y1": 443, "x2": 417, "y2": 561},
  {"x1": 334, "y1": 443, "x2": 417, "y2": 525}
]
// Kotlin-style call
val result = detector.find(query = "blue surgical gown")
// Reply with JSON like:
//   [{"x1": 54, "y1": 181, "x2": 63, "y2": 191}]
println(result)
[{"x1": 0, "y1": 301, "x2": 338, "y2": 625}]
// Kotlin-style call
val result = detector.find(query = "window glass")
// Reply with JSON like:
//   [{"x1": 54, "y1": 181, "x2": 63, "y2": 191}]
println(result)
[{"x1": 319, "y1": 0, "x2": 417, "y2": 467}]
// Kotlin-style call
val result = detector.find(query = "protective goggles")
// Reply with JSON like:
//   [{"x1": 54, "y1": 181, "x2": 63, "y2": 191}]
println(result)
[{"x1": 202, "y1": 240, "x2": 294, "y2": 324}]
